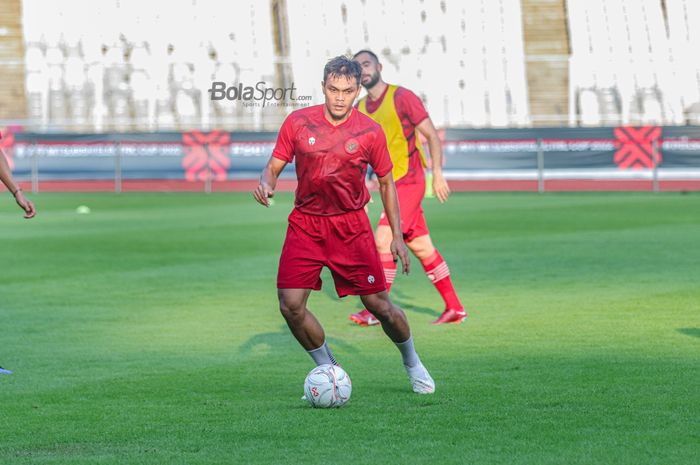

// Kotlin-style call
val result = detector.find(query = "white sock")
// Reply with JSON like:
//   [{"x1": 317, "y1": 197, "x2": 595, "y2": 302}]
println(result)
[
  {"x1": 395, "y1": 336, "x2": 420, "y2": 368},
  {"x1": 306, "y1": 342, "x2": 338, "y2": 366},
  {"x1": 326, "y1": 343, "x2": 339, "y2": 366}
]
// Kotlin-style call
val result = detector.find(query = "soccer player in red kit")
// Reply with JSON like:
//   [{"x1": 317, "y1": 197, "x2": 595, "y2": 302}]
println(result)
[
  {"x1": 1, "y1": 134, "x2": 36, "y2": 375},
  {"x1": 1, "y1": 137, "x2": 35, "y2": 220},
  {"x1": 253, "y1": 56, "x2": 435, "y2": 395},
  {"x1": 349, "y1": 50, "x2": 466, "y2": 326}
]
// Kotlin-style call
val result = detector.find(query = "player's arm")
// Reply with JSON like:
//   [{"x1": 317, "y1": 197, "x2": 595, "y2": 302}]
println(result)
[
  {"x1": 0, "y1": 147, "x2": 36, "y2": 219},
  {"x1": 253, "y1": 156, "x2": 287, "y2": 207},
  {"x1": 416, "y1": 117, "x2": 450, "y2": 203},
  {"x1": 376, "y1": 172, "x2": 410, "y2": 274},
  {"x1": 255, "y1": 115, "x2": 294, "y2": 207}
]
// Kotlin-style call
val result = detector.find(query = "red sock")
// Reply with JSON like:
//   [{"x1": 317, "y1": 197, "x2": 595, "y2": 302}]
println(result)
[
  {"x1": 420, "y1": 250, "x2": 463, "y2": 311},
  {"x1": 379, "y1": 253, "x2": 397, "y2": 293}
]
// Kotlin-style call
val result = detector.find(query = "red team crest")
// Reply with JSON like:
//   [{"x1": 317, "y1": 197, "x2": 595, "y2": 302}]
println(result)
[
  {"x1": 345, "y1": 138, "x2": 359, "y2": 154},
  {"x1": 182, "y1": 131, "x2": 231, "y2": 181}
]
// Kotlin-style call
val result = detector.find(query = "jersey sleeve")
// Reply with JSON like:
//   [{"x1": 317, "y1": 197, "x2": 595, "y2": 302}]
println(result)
[
  {"x1": 395, "y1": 87, "x2": 429, "y2": 126},
  {"x1": 368, "y1": 128, "x2": 393, "y2": 177},
  {"x1": 271, "y1": 115, "x2": 295, "y2": 162}
]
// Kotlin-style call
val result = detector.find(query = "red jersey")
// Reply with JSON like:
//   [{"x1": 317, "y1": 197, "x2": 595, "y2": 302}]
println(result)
[
  {"x1": 272, "y1": 104, "x2": 393, "y2": 216},
  {"x1": 359, "y1": 85, "x2": 429, "y2": 185}
]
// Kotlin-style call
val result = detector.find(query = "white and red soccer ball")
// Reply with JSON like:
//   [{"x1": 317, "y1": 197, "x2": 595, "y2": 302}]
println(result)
[{"x1": 303, "y1": 364, "x2": 352, "y2": 408}]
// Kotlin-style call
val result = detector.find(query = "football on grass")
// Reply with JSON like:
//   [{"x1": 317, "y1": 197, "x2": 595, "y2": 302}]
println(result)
[{"x1": 303, "y1": 364, "x2": 352, "y2": 408}]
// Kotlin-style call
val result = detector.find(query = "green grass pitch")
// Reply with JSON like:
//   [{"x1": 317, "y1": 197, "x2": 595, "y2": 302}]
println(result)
[{"x1": 1, "y1": 192, "x2": 698, "y2": 464}]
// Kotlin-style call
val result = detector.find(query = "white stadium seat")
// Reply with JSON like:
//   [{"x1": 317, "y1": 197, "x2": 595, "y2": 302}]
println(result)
[
  {"x1": 568, "y1": 0, "x2": 693, "y2": 125},
  {"x1": 17, "y1": 0, "x2": 700, "y2": 129}
]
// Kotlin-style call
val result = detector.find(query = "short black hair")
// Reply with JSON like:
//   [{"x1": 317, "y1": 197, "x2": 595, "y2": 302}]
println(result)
[
  {"x1": 323, "y1": 55, "x2": 361, "y2": 86},
  {"x1": 353, "y1": 49, "x2": 379, "y2": 63}
]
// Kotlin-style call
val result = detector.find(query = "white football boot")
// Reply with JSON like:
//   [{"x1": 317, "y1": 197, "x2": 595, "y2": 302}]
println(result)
[{"x1": 405, "y1": 362, "x2": 435, "y2": 394}]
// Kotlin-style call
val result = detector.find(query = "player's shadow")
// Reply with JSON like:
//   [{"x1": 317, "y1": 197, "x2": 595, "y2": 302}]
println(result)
[
  {"x1": 397, "y1": 300, "x2": 440, "y2": 318},
  {"x1": 238, "y1": 324, "x2": 359, "y2": 356},
  {"x1": 677, "y1": 328, "x2": 700, "y2": 339},
  {"x1": 389, "y1": 288, "x2": 440, "y2": 318}
]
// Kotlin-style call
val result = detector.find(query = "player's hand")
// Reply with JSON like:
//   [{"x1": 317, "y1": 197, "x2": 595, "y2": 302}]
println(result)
[
  {"x1": 253, "y1": 182, "x2": 274, "y2": 207},
  {"x1": 14, "y1": 190, "x2": 36, "y2": 219},
  {"x1": 432, "y1": 172, "x2": 450, "y2": 203},
  {"x1": 391, "y1": 237, "x2": 410, "y2": 275}
]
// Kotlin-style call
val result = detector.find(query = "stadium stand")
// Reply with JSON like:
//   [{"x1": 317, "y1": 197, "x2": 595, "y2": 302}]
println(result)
[
  {"x1": 3, "y1": 0, "x2": 699, "y2": 130},
  {"x1": 16, "y1": 0, "x2": 279, "y2": 131},
  {"x1": 13, "y1": 0, "x2": 531, "y2": 130},
  {"x1": 285, "y1": 0, "x2": 530, "y2": 128},
  {"x1": 568, "y1": 0, "x2": 700, "y2": 126},
  {"x1": 666, "y1": 0, "x2": 700, "y2": 124}
]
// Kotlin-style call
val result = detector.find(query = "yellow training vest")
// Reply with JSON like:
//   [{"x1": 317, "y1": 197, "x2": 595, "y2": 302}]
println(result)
[{"x1": 358, "y1": 85, "x2": 427, "y2": 182}]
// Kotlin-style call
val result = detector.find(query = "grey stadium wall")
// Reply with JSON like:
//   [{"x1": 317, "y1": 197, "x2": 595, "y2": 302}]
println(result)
[{"x1": 3, "y1": 125, "x2": 700, "y2": 192}]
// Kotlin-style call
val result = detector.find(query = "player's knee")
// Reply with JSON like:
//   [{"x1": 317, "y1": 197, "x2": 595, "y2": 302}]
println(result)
[
  {"x1": 374, "y1": 227, "x2": 393, "y2": 253},
  {"x1": 375, "y1": 236, "x2": 391, "y2": 253},
  {"x1": 411, "y1": 247, "x2": 432, "y2": 261},
  {"x1": 407, "y1": 236, "x2": 435, "y2": 260},
  {"x1": 362, "y1": 295, "x2": 395, "y2": 321},
  {"x1": 278, "y1": 295, "x2": 305, "y2": 320}
]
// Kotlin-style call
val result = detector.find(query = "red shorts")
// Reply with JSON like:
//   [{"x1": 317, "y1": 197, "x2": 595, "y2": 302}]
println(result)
[
  {"x1": 277, "y1": 208, "x2": 387, "y2": 297},
  {"x1": 378, "y1": 174, "x2": 429, "y2": 242}
]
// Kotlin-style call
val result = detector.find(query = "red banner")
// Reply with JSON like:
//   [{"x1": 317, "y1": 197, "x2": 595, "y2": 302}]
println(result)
[
  {"x1": 182, "y1": 131, "x2": 231, "y2": 181},
  {"x1": 614, "y1": 126, "x2": 662, "y2": 169}
]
